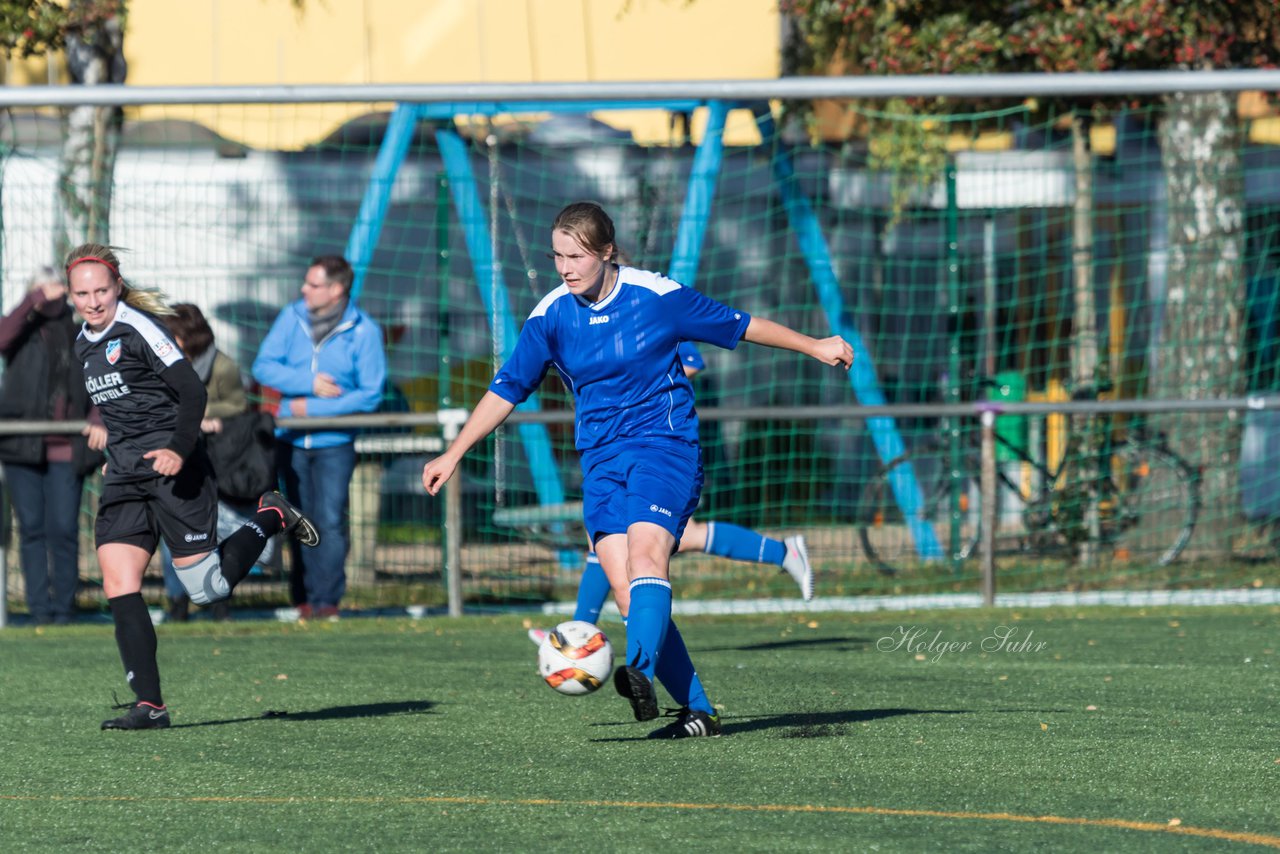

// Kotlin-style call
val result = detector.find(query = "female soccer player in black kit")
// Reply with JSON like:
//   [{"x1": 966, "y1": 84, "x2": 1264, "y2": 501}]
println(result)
[{"x1": 67, "y1": 244, "x2": 320, "y2": 730}]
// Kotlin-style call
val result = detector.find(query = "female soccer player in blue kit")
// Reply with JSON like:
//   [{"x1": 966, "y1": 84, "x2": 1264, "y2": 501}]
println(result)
[
  {"x1": 527, "y1": 341, "x2": 814, "y2": 648},
  {"x1": 422, "y1": 202, "x2": 852, "y2": 738}
]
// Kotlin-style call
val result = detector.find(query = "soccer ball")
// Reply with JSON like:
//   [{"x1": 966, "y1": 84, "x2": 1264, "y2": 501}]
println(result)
[{"x1": 537, "y1": 620, "x2": 614, "y2": 695}]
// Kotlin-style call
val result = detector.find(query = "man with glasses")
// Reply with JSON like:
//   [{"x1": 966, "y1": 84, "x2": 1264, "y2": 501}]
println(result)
[{"x1": 253, "y1": 255, "x2": 386, "y2": 620}]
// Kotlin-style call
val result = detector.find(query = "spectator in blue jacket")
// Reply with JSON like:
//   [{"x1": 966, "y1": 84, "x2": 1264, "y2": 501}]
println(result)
[{"x1": 252, "y1": 255, "x2": 386, "y2": 619}]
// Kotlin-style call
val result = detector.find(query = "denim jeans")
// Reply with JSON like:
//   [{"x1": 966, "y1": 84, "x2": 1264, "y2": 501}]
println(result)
[
  {"x1": 277, "y1": 442, "x2": 356, "y2": 608},
  {"x1": 4, "y1": 461, "x2": 84, "y2": 623}
]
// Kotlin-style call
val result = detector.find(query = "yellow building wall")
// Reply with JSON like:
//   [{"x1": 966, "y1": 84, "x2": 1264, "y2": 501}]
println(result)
[{"x1": 102, "y1": 0, "x2": 779, "y2": 149}]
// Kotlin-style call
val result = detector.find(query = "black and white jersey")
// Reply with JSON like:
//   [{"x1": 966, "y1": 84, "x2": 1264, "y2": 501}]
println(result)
[{"x1": 76, "y1": 303, "x2": 185, "y2": 481}]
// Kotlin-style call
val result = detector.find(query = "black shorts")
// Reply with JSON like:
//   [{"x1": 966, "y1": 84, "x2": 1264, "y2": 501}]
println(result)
[{"x1": 95, "y1": 452, "x2": 219, "y2": 557}]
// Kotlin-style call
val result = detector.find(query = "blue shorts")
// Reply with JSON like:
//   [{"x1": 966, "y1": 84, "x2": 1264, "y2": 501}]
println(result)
[{"x1": 580, "y1": 439, "x2": 703, "y2": 549}]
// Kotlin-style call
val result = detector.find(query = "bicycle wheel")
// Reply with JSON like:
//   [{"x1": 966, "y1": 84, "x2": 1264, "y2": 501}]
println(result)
[
  {"x1": 1097, "y1": 440, "x2": 1199, "y2": 565},
  {"x1": 858, "y1": 442, "x2": 982, "y2": 575}
]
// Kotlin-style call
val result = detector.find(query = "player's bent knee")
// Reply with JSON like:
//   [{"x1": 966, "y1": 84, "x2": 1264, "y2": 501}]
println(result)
[{"x1": 173, "y1": 551, "x2": 230, "y2": 606}]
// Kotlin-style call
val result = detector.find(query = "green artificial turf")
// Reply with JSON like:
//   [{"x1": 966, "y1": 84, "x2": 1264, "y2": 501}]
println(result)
[{"x1": 1, "y1": 606, "x2": 1277, "y2": 852}]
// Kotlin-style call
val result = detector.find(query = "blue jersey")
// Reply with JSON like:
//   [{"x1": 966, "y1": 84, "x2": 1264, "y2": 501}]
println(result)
[{"x1": 490, "y1": 266, "x2": 750, "y2": 451}]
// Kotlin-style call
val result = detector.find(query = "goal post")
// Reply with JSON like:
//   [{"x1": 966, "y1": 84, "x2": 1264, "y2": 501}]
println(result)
[{"x1": 0, "y1": 71, "x2": 1278, "y2": 620}]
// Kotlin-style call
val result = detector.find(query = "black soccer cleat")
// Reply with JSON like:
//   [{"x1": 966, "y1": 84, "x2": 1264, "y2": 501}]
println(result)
[
  {"x1": 101, "y1": 702, "x2": 171, "y2": 731},
  {"x1": 647, "y1": 707, "x2": 722, "y2": 739},
  {"x1": 613, "y1": 665, "x2": 659, "y2": 722},
  {"x1": 258, "y1": 491, "x2": 321, "y2": 547}
]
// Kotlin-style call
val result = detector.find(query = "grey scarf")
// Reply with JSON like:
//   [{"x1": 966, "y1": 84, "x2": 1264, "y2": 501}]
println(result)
[
  {"x1": 189, "y1": 347, "x2": 216, "y2": 384},
  {"x1": 309, "y1": 299, "x2": 348, "y2": 344}
]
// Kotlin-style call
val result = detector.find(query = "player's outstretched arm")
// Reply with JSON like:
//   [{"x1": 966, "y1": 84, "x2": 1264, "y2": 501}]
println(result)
[
  {"x1": 742, "y1": 317, "x2": 853, "y2": 370},
  {"x1": 422, "y1": 391, "x2": 516, "y2": 496}
]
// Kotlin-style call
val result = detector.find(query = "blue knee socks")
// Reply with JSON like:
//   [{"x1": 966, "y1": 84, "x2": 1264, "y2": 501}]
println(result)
[
  {"x1": 625, "y1": 577, "x2": 671, "y2": 678},
  {"x1": 621, "y1": 603, "x2": 714, "y2": 715},
  {"x1": 576, "y1": 523, "x2": 787, "y2": 627},
  {"x1": 703, "y1": 521, "x2": 787, "y2": 565},
  {"x1": 653, "y1": 619, "x2": 713, "y2": 714},
  {"x1": 624, "y1": 578, "x2": 714, "y2": 715},
  {"x1": 573, "y1": 553, "x2": 611, "y2": 623},
  {"x1": 576, "y1": 523, "x2": 787, "y2": 624}
]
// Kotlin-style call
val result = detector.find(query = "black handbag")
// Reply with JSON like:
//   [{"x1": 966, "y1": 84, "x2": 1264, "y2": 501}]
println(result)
[{"x1": 205, "y1": 410, "x2": 277, "y2": 502}]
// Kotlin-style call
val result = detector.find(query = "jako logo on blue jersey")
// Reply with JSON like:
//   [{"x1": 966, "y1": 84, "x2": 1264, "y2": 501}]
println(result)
[
  {"x1": 589, "y1": 314, "x2": 610, "y2": 326},
  {"x1": 105, "y1": 339, "x2": 122, "y2": 364},
  {"x1": 649, "y1": 504, "x2": 672, "y2": 517}
]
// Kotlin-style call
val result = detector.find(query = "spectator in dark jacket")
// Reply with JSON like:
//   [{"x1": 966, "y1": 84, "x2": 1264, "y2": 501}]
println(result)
[{"x1": 0, "y1": 266, "x2": 107, "y2": 624}]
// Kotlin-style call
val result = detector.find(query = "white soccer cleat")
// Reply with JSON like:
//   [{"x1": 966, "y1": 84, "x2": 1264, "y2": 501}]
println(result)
[
  {"x1": 782, "y1": 535, "x2": 814, "y2": 601},
  {"x1": 527, "y1": 627, "x2": 548, "y2": 646}
]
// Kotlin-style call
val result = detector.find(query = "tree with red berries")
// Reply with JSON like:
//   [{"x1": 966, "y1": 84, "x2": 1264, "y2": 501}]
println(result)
[{"x1": 783, "y1": 1, "x2": 1280, "y2": 548}]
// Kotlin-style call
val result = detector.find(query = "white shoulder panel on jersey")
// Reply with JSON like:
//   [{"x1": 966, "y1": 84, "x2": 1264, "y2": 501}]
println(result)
[
  {"x1": 117, "y1": 304, "x2": 184, "y2": 367},
  {"x1": 624, "y1": 267, "x2": 683, "y2": 296},
  {"x1": 529, "y1": 283, "x2": 572, "y2": 319}
]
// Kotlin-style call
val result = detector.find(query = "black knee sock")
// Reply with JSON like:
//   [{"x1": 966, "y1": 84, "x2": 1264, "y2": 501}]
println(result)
[
  {"x1": 108, "y1": 593, "x2": 162, "y2": 706},
  {"x1": 217, "y1": 510, "x2": 285, "y2": 589}
]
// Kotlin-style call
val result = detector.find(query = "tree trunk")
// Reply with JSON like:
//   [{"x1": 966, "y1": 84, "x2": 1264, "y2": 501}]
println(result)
[
  {"x1": 1154, "y1": 90, "x2": 1246, "y2": 553},
  {"x1": 1069, "y1": 113, "x2": 1101, "y2": 564},
  {"x1": 1070, "y1": 114, "x2": 1099, "y2": 392},
  {"x1": 54, "y1": 6, "x2": 126, "y2": 259}
]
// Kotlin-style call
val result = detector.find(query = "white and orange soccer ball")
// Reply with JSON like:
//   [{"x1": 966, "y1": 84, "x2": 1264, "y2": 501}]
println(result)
[{"x1": 536, "y1": 620, "x2": 614, "y2": 695}]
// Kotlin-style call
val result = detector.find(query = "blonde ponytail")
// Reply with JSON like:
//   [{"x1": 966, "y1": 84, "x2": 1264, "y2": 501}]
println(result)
[{"x1": 122, "y1": 287, "x2": 175, "y2": 317}]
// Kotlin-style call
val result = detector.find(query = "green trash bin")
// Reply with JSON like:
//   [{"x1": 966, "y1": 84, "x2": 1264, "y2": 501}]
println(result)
[{"x1": 987, "y1": 371, "x2": 1026, "y2": 462}]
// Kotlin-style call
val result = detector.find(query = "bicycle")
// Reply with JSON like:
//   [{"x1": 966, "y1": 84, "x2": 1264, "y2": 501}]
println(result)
[{"x1": 857, "y1": 383, "x2": 1201, "y2": 575}]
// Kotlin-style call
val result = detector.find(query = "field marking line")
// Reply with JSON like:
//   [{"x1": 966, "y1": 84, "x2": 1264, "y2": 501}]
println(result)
[
  {"x1": 541, "y1": 587, "x2": 1280, "y2": 616},
  {"x1": 3, "y1": 793, "x2": 1277, "y2": 847}
]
